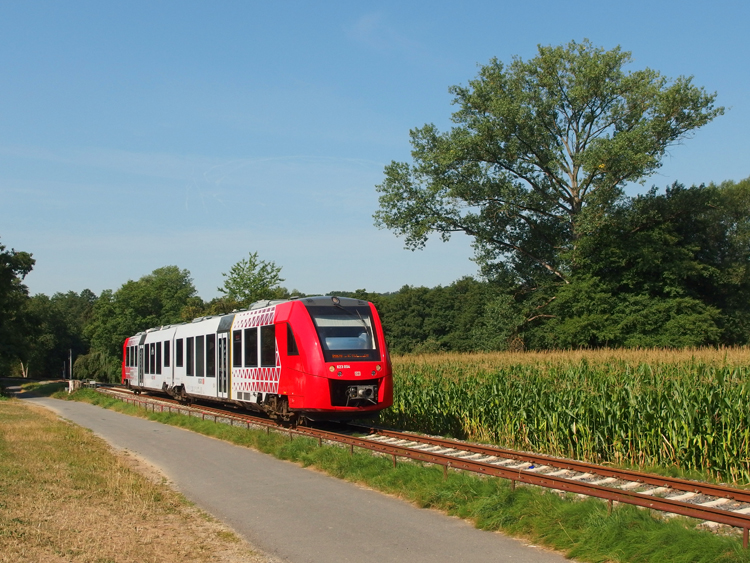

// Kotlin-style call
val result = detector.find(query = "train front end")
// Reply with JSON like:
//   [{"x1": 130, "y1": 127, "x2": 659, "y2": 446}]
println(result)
[{"x1": 277, "y1": 296, "x2": 393, "y2": 419}]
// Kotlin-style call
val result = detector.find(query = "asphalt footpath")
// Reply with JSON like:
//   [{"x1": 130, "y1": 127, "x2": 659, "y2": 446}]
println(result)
[{"x1": 24, "y1": 397, "x2": 572, "y2": 563}]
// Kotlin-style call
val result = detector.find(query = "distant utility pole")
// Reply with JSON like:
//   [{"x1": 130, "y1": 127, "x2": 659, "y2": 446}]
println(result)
[{"x1": 69, "y1": 349, "x2": 73, "y2": 380}]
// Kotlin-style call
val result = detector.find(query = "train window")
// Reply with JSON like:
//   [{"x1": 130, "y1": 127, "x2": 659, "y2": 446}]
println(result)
[
  {"x1": 126, "y1": 346, "x2": 130, "y2": 367},
  {"x1": 260, "y1": 325, "x2": 275, "y2": 367},
  {"x1": 186, "y1": 337, "x2": 194, "y2": 375},
  {"x1": 176, "y1": 339, "x2": 183, "y2": 367},
  {"x1": 232, "y1": 331, "x2": 242, "y2": 367},
  {"x1": 164, "y1": 341, "x2": 170, "y2": 367},
  {"x1": 287, "y1": 324, "x2": 299, "y2": 356},
  {"x1": 244, "y1": 327, "x2": 257, "y2": 367},
  {"x1": 156, "y1": 342, "x2": 162, "y2": 374},
  {"x1": 150, "y1": 343, "x2": 156, "y2": 374},
  {"x1": 305, "y1": 304, "x2": 379, "y2": 362},
  {"x1": 133, "y1": 346, "x2": 137, "y2": 367},
  {"x1": 196, "y1": 335, "x2": 205, "y2": 378},
  {"x1": 206, "y1": 334, "x2": 215, "y2": 377}
]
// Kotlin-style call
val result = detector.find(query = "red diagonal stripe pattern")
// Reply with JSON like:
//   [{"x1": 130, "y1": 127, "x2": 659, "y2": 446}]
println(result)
[
  {"x1": 232, "y1": 348, "x2": 281, "y2": 394},
  {"x1": 233, "y1": 306, "x2": 278, "y2": 329}
]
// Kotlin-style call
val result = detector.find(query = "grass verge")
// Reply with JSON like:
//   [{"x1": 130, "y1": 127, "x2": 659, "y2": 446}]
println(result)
[
  {"x1": 53, "y1": 388, "x2": 750, "y2": 563},
  {"x1": 0, "y1": 398, "x2": 269, "y2": 563},
  {"x1": 19, "y1": 380, "x2": 68, "y2": 395}
]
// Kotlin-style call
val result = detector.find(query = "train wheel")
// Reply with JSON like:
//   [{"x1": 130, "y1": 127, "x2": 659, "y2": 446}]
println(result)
[
  {"x1": 278, "y1": 413, "x2": 298, "y2": 428},
  {"x1": 177, "y1": 386, "x2": 191, "y2": 405}
]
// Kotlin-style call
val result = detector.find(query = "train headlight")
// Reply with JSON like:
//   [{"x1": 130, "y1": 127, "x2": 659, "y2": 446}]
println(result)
[
  {"x1": 376, "y1": 364, "x2": 382, "y2": 371},
  {"x1": 329, "y1": 366, "x2": 335, "y2": 372}
]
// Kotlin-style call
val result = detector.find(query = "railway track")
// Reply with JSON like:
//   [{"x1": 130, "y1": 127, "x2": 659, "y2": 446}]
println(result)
[{"x1": 97, "y1": 386, "x2": 750, "y2": 546}]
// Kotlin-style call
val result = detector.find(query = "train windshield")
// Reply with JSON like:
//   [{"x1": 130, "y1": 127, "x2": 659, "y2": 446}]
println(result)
[{"x1": 305, "y1": 305, "x2": 379, "y2": 362}]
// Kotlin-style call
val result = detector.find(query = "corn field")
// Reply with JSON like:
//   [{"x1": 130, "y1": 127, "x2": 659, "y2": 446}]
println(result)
[{"x1": 380, "y1": 348, "x2": 750, "y2": 483}]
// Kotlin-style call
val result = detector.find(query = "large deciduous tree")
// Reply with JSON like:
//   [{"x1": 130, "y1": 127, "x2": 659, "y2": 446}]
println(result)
[
  {"x1": 374, "y1": 40, "x2": 723, "y2": 290},
  {"x1": 218, "y1": 252, "x2": 284, "y2": 307}
]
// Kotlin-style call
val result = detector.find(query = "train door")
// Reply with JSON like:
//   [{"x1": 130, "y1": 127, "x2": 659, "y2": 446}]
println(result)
[
  {"x1": 217, "y1": 333, "x2": 229, "y2": 399},
  {"x1": 138, "y1": 344, "x2": 144, "y2": 387}
]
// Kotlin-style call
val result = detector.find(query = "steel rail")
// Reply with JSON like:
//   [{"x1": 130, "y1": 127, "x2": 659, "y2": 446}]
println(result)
[
  {"x1": 294, "y1": 425, "x2": 750, "y2": 545},
  {"x1": 368, "y1": 428, "x2": 750, "y2": 505},
  {"x1": 105, "y1": 389, "x2": 265, "y2": 427}
]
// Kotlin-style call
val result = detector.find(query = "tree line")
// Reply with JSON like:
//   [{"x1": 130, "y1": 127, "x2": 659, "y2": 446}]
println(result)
[
  {"x1": 0, "y1": 252, "x2": 293, "y2": 381},
  {"x1": 1, "y1": 176, "x2": 748, "y2": 383}
]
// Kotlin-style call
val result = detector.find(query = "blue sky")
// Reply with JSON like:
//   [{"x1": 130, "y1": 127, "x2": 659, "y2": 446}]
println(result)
[{"x1": 1, "y1": 1, "x2": 748, "y2": 299}]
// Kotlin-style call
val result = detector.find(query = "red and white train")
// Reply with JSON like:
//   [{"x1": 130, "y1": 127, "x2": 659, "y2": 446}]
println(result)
[{"x1": 122, "y1": 296, "x2": 393, "y2": 422}]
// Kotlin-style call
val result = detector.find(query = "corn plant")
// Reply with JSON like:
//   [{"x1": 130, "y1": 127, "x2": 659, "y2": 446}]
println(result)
[{"x1": 379, "y1": 348, "x2": 750, "y2": 483}]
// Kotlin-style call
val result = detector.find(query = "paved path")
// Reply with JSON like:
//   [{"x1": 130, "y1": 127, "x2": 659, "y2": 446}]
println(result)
[{"x1": 25, "y1": 397, "x2": 571, "y2": 563}]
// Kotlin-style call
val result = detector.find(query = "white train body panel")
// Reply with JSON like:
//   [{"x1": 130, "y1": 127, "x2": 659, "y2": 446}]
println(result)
[{"x1": 123, "y1": 316, "x2": 226, "y2": 401}]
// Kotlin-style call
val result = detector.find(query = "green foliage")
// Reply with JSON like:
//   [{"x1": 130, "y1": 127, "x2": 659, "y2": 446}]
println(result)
[
  {"x1": 533, "y1": 179, "x2": 750, "y2": 348},
  {"x1": 19, "y1": 290, "x2": 97, "y2": 378},
  {"x1": 529, "y1": 276, "x2": 722, "y2": 349},
  {"x1": 0, "y1": 239, "x2": 34, "y2": 373},
  {"x1": 578, "y1": 181, "x2": 750, "y2": 301},
  {"x1": 217, "y1": 251, "x2": 285, "y2": 307},
  {"x1": 85, "y1": 266, "x2": 197, "y2": 360},
  {"x1": 375, "y1": 39, "x2": 723, "y2": 291},
  {"x1": 178, "y1": 295, "x2": 243, "y2": 321},
  {"x1": 710, "y1": 178, "x2": 750, "y2": 343},
  {"x1": 333, "y1": 278, "x2": 507, "y2": 354},
  {"x1": 74, "y1": 350, "x2": 121, "y2": 383},
  {"x1": 382, "y1": 359, "x2": 750, "y2": 483},
  {"x1": 471, "y1": 294, "x2": 525, "y2": 351}
]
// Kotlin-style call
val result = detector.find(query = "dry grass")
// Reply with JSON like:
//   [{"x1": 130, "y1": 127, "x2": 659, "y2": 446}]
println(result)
[
  {"x1": 0, "y1": 400, "x2": 273, "y2": 563},
  {"x1": 393, "y1": 346, "x2": 750, "y2": 375}
]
